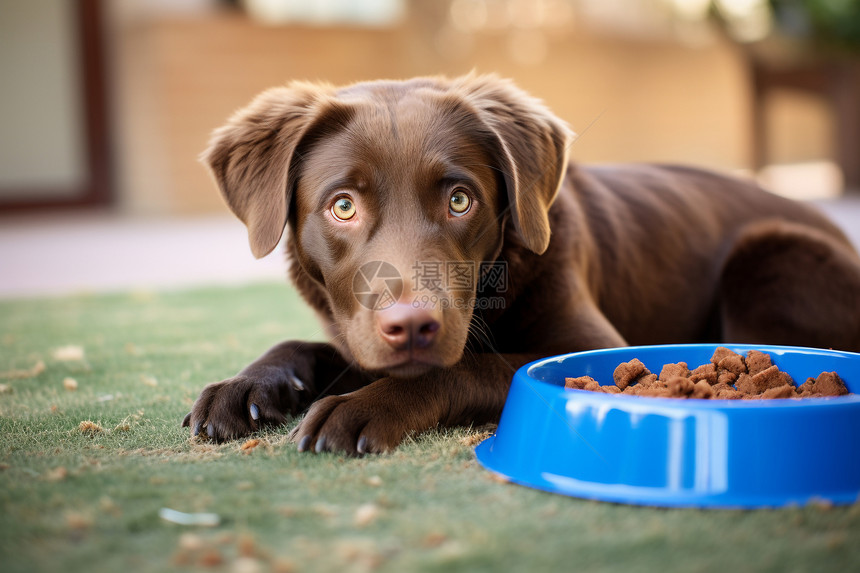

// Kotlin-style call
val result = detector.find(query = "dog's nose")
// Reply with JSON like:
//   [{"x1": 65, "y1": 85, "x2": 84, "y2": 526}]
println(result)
[{"x1": 376, "y1": 303, "x2": 441, "y2": 350}]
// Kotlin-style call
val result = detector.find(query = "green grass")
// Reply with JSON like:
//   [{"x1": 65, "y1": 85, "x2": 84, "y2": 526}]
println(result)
[{"x1": 1, "y1": 283, "x2": 859, "y2": 573}]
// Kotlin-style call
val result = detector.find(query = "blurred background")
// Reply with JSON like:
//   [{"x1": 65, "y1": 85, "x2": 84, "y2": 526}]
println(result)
[{"x1": 1, "y1": 0, "x2": 858, "y2": 296}]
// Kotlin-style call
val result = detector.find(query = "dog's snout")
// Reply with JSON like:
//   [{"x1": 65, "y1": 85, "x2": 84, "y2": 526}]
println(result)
[{"x1": 376, "y1": 303, "x2": 441, "y2": 350}]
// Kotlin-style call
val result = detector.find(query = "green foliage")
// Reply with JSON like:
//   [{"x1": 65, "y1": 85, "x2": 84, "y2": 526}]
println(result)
[{"x1": 771, "y1": 0, "x2": 860, "y2": 50}]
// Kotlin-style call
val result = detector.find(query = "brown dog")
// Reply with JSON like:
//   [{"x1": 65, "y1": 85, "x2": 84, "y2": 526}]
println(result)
[{"x1": 183, "y1": 74, "x2": 860, "y2": 454}]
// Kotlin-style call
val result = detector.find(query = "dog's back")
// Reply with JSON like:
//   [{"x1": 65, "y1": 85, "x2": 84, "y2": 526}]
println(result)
[{"x1": 548, "y1": 163, "x2": 860, "y2": 348}]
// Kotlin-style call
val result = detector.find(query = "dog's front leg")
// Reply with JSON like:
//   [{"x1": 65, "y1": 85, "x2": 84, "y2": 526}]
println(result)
[
  {"x1": 182, "y1": 341, "x2": 371, "y2": 441},
  {"x1": 289, "y1": 353, "x2": 542, "y2": 455}
]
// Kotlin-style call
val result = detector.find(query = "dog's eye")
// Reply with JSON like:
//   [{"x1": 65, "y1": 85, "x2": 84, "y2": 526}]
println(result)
[
  {"x1": 331, "y1": 196, "x2": 356, "y2": 221},
  {"x1": 449, "y1": 189, "x2": 471, "y2": 217}
]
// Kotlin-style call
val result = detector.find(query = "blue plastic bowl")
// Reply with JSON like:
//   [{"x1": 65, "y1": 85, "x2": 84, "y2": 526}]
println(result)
[{"x1": 475, "y1": 344, "x2": 860, "y2": 508}]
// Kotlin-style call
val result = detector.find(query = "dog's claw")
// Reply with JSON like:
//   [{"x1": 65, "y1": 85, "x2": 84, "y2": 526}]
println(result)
[
  {"x1": 357, "y1": 435, "x2": 368, "y2": 455},
  {"x1": 297, "y1": 435, "x2": 312, "y2": 452},
  {"x1": 314, "y1": 436, "x2": 327, "y2": 453},
  {"x1": 193, "y1": 421, "x2": 202, "y2": 436},
  {"x1": 206, "y1": 424, "x2": 215, "y2": 439},
  {"x1": 249, "y1": 403, "x2": 260, "y2": 421},
  {"x1": 288, "y1": 374, "x2": 306, "y2": 392}
]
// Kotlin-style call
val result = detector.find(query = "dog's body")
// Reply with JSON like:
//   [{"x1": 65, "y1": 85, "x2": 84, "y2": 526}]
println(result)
[{"x1": 184, "y1": 75, "x2": 860, "y2": 454}]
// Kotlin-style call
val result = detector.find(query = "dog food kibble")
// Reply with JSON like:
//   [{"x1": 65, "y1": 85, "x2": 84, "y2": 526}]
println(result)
[
  {"x1": 689, "y1": 363, "x2": 718, "y2": 385},
  {"x1": 691, "y1": 380, "x2": 714, "y2": 399},
  {"x1": 798, "y1": 371, "x2": 850, "y2": 397},
  {"x1": 659, "y1": 362, "x2": 691, "y2": 381},
  {"x1": 564, "y1": 347, "x2": 850, "y2": 400},
  {"x1": 667, "y1": 375, "x2": 695, "y2": 397},
  {"x1": 745, "y1": 350, "x2": 773, "y2": 375},
  {"x1": 564, "y1": 375, "x2": 603, "y2": 392},
  {"x1": 613, "y1": 358, "x2": 647, "y2": 390}
]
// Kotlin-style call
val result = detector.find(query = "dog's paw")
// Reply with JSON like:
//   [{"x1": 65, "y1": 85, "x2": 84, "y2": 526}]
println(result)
[
  {"x1": 182, "y1": 372, "x2": 309, "y2": 442},
  {"x1": 289, "y1": 386, "x2": 409, "y2": 455}
]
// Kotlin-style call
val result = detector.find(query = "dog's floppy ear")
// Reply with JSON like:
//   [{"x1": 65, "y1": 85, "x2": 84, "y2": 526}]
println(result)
[
  {"x1": 201, "y1": 83, "x2": 336, "y2": 258},
  {"x1": 455, "y1": 74, "x2": 573, "y2": 254}
]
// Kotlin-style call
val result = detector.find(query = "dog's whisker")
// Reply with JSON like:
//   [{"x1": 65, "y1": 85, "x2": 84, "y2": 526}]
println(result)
[{"x1": 465, "y1": 312, "x2": 498, "y2": 357}]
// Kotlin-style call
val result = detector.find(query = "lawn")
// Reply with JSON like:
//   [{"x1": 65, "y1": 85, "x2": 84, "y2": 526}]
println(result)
[{"x1": 1, "y1": 283, "x2": 858, "y2": 573}]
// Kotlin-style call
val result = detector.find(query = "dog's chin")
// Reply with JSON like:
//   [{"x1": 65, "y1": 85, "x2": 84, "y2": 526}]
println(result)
[
  {"x1": 357, "y1": 349, "x2": 463, "y2": 379},
  {"x1": 382, "y1": 360, "x2": 438, "y2": 378}
]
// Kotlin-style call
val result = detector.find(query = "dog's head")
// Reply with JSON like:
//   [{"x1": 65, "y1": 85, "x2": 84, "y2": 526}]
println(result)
[{"x1": 202, "y1": 74, "x2": 571, "y2": 377}]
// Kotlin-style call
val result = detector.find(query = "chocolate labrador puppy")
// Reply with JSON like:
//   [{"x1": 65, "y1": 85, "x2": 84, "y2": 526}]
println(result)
[{"x1": 183, "y1": 74, "x2": 860, "y2": 454}]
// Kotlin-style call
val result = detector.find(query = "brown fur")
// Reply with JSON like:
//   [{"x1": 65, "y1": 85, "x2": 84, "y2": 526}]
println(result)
[{"x1": 183, "y1": 74, "x2": 860, "y2": 454}]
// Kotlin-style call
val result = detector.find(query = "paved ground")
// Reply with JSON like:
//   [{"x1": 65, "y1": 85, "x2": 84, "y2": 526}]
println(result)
[
  {"x1": 0, "y1": 196, "x2": 858, "y2": 298},
  {"x1": 0, "y1": 210, "x2": 285, "y2": 298}
]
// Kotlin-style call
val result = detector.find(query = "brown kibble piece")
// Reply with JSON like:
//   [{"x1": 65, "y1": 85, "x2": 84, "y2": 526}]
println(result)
[
  {"x1": 272, "y1": 558, "x2": 298, "y2": 573},
  {"x1": 198, "y1": 548, "x2": 223, "y2": 567},
  {"x1": 240, "y1": 438, "x2": 261, "y2": 452},
  {"x1": 78, "y1": 421, "x2": 104, "y2": 434},
  {"x1": 637, "y1": 385, "x2": 669, "y2": 398},
  {"x1": 745, "y1": 350, "x2": 773, "y2": 376},
  {"x1": 65, "y1": 512, "x2": 93, "y2": 531},
  {"x1": 616, "y1": 374, "x2": 656, "y2": 396},
  {"x1": 718, "y1": 370, "x2": 738, "y2": 386},
  {"x1": 237, "y1": 533, "x2": 257, "y2": 558},
  {"x1": 583, "y1": 379, "x2": 602, "y2": 392},
  {"x1": 667, "y1": 376, "x2": 695, "y2": 397},
  {"x1": 613, "y1": 359, "x2": 648, "y2": 390},
  {"x1": 711, "y1": 346, "x2": 740, "y2": 365},
  {"x1": 811, "y1": 372, "x2": 849, "y2": 397},
  {"x1": 760, "y1": 385, "x2": 796, "y2": 399},
  {"x1": 45, "y1": 466, "x2": 69, "y2": 481},
  {"x1": 565, "y1": 376, "x2": 596, "y2": 390},
  {"x1": 421, "y1": 532, "x2": 448, "y2": 548},
  {"x1": 637, "y1": 385, "x2": 663, "y2": 396},
  {"x1": 691, "y1": 380, "x2": 714, "y2": 399},
  {"x1": 564, "y1": 376, "x2": 604, "y2": 392},
  {"x1": 714, "y1": 385, "x2": 743, "y2": 400},
  {"x1": 600, "y1": 385, "x2": 622, "y2": 394},
  {"x1": 736, "y1": 366, "x2": 790, "y2": 396},
  {"x1": 659, "y1": 362, "x2": 691, "y2": 382},
  {"x1": 798, "y1": 377, "x2": 816, "y2": 394},
  {"x1": 690, "y1": 363, "x2": 718, "y2": 385},
  {"x1": 717, "y1": 354, "x2": 747, "y2": 376},
  {"x1": 751, "y1": 365, "x2": 793, "y2": 393},
  {"x1": 626, "y1": 383, "x2": 648, "y2": 396},
  {"x1": 734, "y1": 373, "x2": 757, "y2": 395}
]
